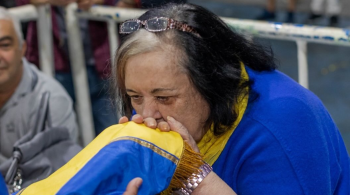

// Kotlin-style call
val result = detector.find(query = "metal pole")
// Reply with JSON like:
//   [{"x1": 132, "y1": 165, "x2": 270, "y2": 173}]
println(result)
[
  {"x1": 296, "y1": 41, "x2": 309, "y2": 89},
  {"x1": 66, "y1": 3, "x2": 95, "y2": 146},
  {"x1": 36, "y1": 4, "x2": 54, "y2": 77},
  {"x1": 106, "y1": 19, "x2": 121, "y2": 119},
  {"x1": 107, "y1": 19, "x2": 118, "y2": 67},
  {"x1": 222, "y1": 18, "x2": 350, "y2": 47}
]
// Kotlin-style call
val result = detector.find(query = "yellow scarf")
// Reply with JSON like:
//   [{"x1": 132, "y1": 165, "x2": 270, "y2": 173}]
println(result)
[{"x1": 198, "y1": 63, "x2": 249, "y2": 166}]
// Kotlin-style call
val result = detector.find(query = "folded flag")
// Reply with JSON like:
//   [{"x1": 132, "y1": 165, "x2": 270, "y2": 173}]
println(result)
[{"x1": 14, "y1": 122, "x2": 204, "y2": 195}]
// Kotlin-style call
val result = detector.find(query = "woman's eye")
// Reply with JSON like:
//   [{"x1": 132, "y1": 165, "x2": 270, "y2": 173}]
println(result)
[
  {"x1": 130, "y1": 95, "x2": 140, "y2": 100},
  {"x1": 156, "y1": 96, "x2": 169, "y2": 102},
  {"x1": 129, "y1": 95, "x2": 143, "y2": 104}
]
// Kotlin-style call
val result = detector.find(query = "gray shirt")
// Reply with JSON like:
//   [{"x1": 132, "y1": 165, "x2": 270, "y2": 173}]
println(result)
[{"x1": 0, "y1": 58, "x2": 78, "y2": 163}]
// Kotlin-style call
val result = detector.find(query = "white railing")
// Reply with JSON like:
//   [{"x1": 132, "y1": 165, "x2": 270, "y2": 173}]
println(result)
[
  {"x1": 221, "y1": 18, "x2": 350, "y2": 88},
  {"x1": 76, "y1": 5, "x2": 350, "y2": 89},
  {"x1": 9, "y1": 4, "x2": 55, "y2": 77},
  {"x1": 9, "y1": 4, "x2": 94, "y2": 147},
  {"x1": 8, "y1": 3, "x2": 350, "y2": 145}
]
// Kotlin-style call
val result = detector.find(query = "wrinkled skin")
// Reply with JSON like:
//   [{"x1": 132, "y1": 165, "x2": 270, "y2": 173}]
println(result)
[{"x1": 119, "y1": 49, "x2": 211, "y2": 152}]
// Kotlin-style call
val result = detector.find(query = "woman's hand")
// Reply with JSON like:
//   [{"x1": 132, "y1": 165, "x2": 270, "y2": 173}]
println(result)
[
  {"x1": 118, "y1": 114, "x2": 199, "y2": 153},
  {"x1": 166, "y1": 116, "x2": 199, "y2": 153},
  {"x1": 119, "y1": 116, "x2": 236, "y2": 195},
  {"x1": 123, "y1": 178, "x2": 142, "y2": 195}
]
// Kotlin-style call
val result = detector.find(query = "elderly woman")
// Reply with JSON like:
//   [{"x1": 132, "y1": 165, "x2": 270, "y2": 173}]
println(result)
[{"x1": 114, "y1": 3, "x2": 349, "y2": 195}]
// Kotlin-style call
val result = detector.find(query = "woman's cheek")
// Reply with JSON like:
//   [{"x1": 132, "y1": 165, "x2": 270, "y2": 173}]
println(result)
[
  {"x1": 131, "y1": 103, "x2": 141, "y2": 114},
  {"x1": 159, "y1": 101, "x2": 177, "y2": 111}
]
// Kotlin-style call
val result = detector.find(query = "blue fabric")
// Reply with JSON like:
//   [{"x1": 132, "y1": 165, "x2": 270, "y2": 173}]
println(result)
[
  {"x1": 213, "y1": 67, "x2": 350, "y2": 194},
  {"x1": 0, "y1": 174, "x2": 8, "y2": 195},
  {"x1": 56, "y1": 139, "x2": 177, "y2": 195}
]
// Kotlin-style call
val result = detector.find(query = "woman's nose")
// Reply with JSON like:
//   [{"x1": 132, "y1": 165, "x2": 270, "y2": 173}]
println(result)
[{"x1": 141, "y1": 99, "x2": 161, "y2": 119}]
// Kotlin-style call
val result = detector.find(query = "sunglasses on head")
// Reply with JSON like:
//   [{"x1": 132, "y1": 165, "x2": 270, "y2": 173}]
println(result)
[{"x1": 119, "y1": 17, "x2": 199, "y2": 37}]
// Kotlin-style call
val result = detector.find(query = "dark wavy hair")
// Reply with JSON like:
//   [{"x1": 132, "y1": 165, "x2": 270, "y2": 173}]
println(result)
[{"x1": 111, "y1": 3, "x2": 276, "y2": 136}]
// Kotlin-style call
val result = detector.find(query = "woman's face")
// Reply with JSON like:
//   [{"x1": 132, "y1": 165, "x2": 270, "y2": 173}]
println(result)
[{"x1": 124, "y1": 50, "x2": 210, "y2": 141}]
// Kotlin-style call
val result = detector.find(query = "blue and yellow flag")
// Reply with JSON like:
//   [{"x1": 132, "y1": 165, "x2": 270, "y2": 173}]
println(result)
[{"x1": 14, "y1": 122, "x2": 203, "y2": 195}]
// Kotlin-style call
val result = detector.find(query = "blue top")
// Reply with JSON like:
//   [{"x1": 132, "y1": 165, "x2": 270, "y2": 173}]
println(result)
[{"x1": 213, "y1": 67, "x2": 350, "y2": 194}]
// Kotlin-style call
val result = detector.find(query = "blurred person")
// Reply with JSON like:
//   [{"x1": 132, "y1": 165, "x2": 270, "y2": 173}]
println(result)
[
  {"x1": 308, "y1": 0, "x2": 341, "y2": 27},
  {"x1": 0, "y1": 4, "x2": 78, "y2": 178},
  {"x1": 15, "y1": 0, "x2": 119, "y2": 136},
  {"x1": 257, "y1": 0, "x2": 296, "y2": 23},
  {"x1": 0, "y1": 0, "x2": 16, "y2": 8}
]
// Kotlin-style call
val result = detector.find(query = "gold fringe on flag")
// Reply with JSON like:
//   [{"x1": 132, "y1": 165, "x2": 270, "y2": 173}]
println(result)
[{"x1": 161, "y1": 141, "x2": 205, "y2": 194}]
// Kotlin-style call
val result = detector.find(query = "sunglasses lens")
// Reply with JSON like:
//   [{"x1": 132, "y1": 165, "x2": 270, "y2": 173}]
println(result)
[
  {"x1": 121, "y1": 21, "x2": 140, "y2": 33},
  {"x1": 146, "y1": 18, "x2": 168, "y2": 32}
]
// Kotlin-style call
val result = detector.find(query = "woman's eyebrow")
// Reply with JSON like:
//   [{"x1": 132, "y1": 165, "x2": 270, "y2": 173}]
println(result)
[
  {"x1": 126, "y1": 88, "x2": 176, "y2": 94},
  {"x1": 126, "y1": 89, "x2": 137, "y2": 93},
  {"x1": 151, "y1": 88, "x2": 175, "y2": 94}
]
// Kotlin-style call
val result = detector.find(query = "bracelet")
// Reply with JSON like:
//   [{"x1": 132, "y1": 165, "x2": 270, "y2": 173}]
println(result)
[{"x1": 174, "y1": 162, "x2": 213, "y2": 195}]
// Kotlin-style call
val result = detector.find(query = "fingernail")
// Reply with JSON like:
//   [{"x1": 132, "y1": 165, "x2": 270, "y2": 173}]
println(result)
[
  {"x1": 136, "y1": 179, "x2": 142, "y2": 188},
  {"x1": 161, "y1": 123, "x2": 169, "y2": 131},
  {"x1": 167, "y1": 116, "x2": 174, "y2": 122}
]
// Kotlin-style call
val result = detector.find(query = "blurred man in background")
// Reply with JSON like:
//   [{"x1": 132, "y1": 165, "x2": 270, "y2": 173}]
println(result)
[
  {"x1": 16, "y1": 0, "x2": 119, "y2": 136},
  {"x1": 257, "y1": 0, "x2": 296, "y2": 23},
  {"x1": 0, "y1": 4, "x2": 78, "y2": 173}
]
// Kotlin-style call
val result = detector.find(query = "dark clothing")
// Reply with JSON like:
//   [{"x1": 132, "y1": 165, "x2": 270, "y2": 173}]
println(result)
[
  {"x1": 0, "y1": 0, "x2": 16, "y2": 8},
  {"x1": 15, "y1": 0, "x2": 115, "y2": 78}
]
